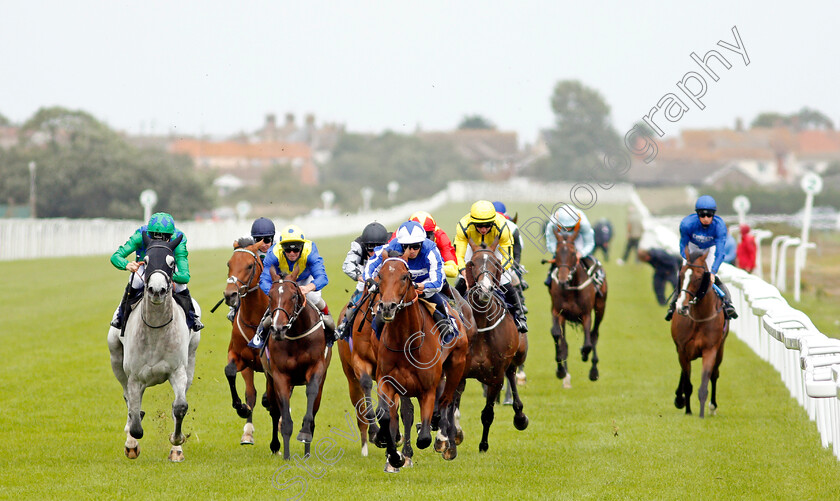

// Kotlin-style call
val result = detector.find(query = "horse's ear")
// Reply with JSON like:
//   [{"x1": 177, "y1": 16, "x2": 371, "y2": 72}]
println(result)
[
  {"x1": 169, "y1": 234, "x2": 183, "y2": 250},
  {"x1": 467, "y1": 236, "x2": 477, "y2": 252},
  {"x1": 233, "y1": 239, "x2": 241, "y2": 249},
  {"x1": 683, "y1": 245, "x2": 691, "y2": 261},
  {"x1": 290, "y1": 263, "x2": 301, "y2": 281},
  {"x1": 269, "y1": 266, "x2": 280, "y2": 281},
  {"x1": 552, "y1": 225, "x2": 562, "y2": 242},
  {"x1": 380, "y1": 249, "x2": 390, "y2": 260},
  {"x1": 489, "y1": 233, "x2": 500, "y2": 250},
  {"x1": 512, "y1": 212, "x2": 518, "y2": 224}
]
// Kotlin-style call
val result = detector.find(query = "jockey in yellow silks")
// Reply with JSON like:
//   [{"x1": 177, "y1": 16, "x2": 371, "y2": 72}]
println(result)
[{"x1": 453, "y1": 200, "x2": 527, "y2": 333}]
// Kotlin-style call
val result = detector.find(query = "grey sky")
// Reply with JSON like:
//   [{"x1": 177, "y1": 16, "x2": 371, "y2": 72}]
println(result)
[{"x1": 2, "y1": 1, "x2": 837, "y2": 145}]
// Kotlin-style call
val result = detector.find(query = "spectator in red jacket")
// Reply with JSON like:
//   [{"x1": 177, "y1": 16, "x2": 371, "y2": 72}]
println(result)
[{"x1": 736, "y1": 224, "x2": 757, "y2": 273}]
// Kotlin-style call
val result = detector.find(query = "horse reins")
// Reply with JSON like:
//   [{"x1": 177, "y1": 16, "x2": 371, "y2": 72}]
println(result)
[
  {"x1": 379, "y1": 258, "x2": 424, "y2": 353},
  {"x1": 677, "y1": 263, "x2": 722, "y2": 323},
  {"x1": 466, "y1": 249, "x2": 508, "y2": 333},
  {"x1": 141, "y1": 242, "x2": 176, "y2": 329}
]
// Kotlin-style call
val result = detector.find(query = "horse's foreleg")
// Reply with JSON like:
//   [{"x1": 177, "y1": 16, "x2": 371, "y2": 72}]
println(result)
[
  {"x1": 675, "y1": 353, "x2": 693, "y2": 414},
  {"x1": 167, "y1": 366, "x2": 189, "y2": 463},
  {"x1": 224, "y1": 358, "x2": 250, "y2": 420},
  {"x1": 265, "y1": 376, "x2": 282, "y2": 455},
  {"x1": 416, "y1": 390, "x2": 436, "y2": 450},
  {"x1": 710, "y1": 346, "x2": 724, "y2": 415},
  {"x1": 698, "y1": 349, "x2": 718, "y2": 418},
  {"x1": 399, "y1": 396, "x2": 414, "y2": 464},
  {"x1": 359, "y1": 372, "x2": 381, "y2": 446},
  {"x1": 376, "y1": 385, "x2": 405, "y2": 471},
  {"x1": 552, "y1": 315, "x2": 570, "y2": 385},
  {"x1": 241, "y1": 368, "x2": 257, "y2": 444},
  {"x1": 506, "y1": 364, "x2": 529, "y2": 431},
  {"x1": 123, "y1": 377, "x2": 146, "y2": 459},
  {"x1": 478, "y1": 381, "x2": 502, "y2": 453},
  {"x1": 580, "y1": 313, "x2": 593, "y2": 362},
  {"x1": 279, "y1": 388, "x2": 294, "y2": 460},
  {"x1": 453, "y1": 378, "x2": 466, "y2": 445},
  {"x1": 297, "y1": 372, "x2": 322, "y2": 444}
]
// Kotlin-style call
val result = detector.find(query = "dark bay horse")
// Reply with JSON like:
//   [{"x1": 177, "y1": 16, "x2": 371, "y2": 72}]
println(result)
[
  {"x1": 373, "y1": 254, "x2": 468, "y2": 472},
  {"x1": 670, "y1": 249, "x2": 728, "y2": 418},
  {"x1": 108, "y1": 234, "x2": 200, "y2": 461},
  {"x1": 544, "y1": 226, "x2": 607, "y2": 386},
  {"x1": 223, "y1": 238, "x2": 267, "y2": 445},
  {"x1": 260, "y1": 267, "x2": 331, "y2": 458},
  {"x1": 460, "y1": 239, "x2": 528, "y2": 452}
]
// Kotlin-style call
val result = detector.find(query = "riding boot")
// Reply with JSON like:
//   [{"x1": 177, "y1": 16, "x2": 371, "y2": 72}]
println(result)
[
  {"x1": 432, "y1": 308, "x2": 455, "y2": 344},
  {"x1": 503, "y1": 284, "x2": 528, "y2": 333},
  {"x1": 174, "y1": 288, "x2": 204, "y2": 331},
  {"x1": 544, "y1": 264, "x2": 556, "y2": 287},
  {"x1": 515, "y1": 284, "x2": 528, "y2": 314},
  {"x1": 371, "y1": 314, "x2": 385, "y2": 340},
  {"x1": 312, "y1": 298, "x2": 336, "y2": 339},
  {"x1": 664, "y1": 300, "x2": 677, "y2": 321},
  {"x1": 454, "y1": 276, "x2": 467, "y2": 297},
  {"x1": 111, "y1": 285, "x2": 143, "y2": 329},
  {"x1": 247, "y1": 309, "x2": 271, "y2": 349},
  {"x1": 715, "y1": 277, "x2": 738, "y2": 320}
]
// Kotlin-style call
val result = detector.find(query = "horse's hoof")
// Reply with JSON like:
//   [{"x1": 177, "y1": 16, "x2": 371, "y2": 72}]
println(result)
[
  {"x1": 168, "y1": 448, "x2": 185, "y2": 462},
  {"x1": 368, "y1": 425, "x2": 380, "y2": 443},
  {"x1": 373, "y1": 429, "x2": 389, "y2": 449},
  {"x1": 442, "y1": 447, "x2": 457, "y2": 461},
  {"x1": 514, "y1": 414, "x2": 529, "y2": 431},
  {"x1": 384, "y1": 462, "x2": 400, "y2": 473},
  {"x1": 387, "y1": 451, "x2": 405, "y2": 469},
  {"x1": 240, "y1": 435, "x2": 254, "y2": 445},
  {"x1": 416, "y1": 434, "x2": 431, "y2": 450},
  {"x1": 170, "y1": 433, "x2": 186, "y2": 447},
  {"x1": 402, "y1": 456, "x2": 414, "y2": 468},
  {"x1": 555, "y1": 364, "x2": 567, "y2": 380},
  {"x1": 709, "y1": 404, "x2": 717, "y2": 416},
  {"x1": 124, "y1": 446, "x2": 140, "y2": 459},
  {"x1": 454, "y1": 428, "x2": 464, "y2": 445},
  {"x1": 478, "y1": 441, "x2": 489, "y2": 453},
  {"x1": 674, "y1": 396, "x2": 685, "y2": 409},
  {"x1": 297, "y1": 431, "x2": 313, "y2": 444},
  {"x1": 562, "y1": 374, "x2": 572, "y2": 389},
  {"x1": 433, "y1": 437, "x2": 447, "y2": 453},
  {"x1": 261, "y1": 393, "x2": 270, "y2": 409},
  {"x1": 589, "y1": 368, "x2": 599, "y2": 381},
  {"x1": 395, "y1": 434, "x2": 404, "y2": 448},
  {"x1": 581, "y1": 346, "x2": 591, "y2": 362}
]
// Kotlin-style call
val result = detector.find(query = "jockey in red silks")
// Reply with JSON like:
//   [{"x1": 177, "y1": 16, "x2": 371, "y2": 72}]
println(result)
[{"x1": 408, "y1": 211, "x2": 459, "y2": 278}]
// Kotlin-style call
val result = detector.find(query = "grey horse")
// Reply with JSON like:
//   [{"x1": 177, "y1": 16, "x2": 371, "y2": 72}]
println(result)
[{"x1": 108, "y1": 233, "x2": 201, "y2": 461}]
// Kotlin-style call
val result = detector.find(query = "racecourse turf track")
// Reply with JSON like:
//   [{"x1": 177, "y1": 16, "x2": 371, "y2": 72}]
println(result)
[{"x1": 2, "y1": 202, "x2": 840, "y2": 500}]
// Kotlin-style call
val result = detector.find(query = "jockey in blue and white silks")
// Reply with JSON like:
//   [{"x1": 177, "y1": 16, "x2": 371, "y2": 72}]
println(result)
[
  {"x1": 665, "y1": 195, "x2": 738, "y2": 321},
  {"x1": 365, "y1": 220, "x2": 457, "y2": 342},
  {"x1": 249, "y1": 224, "x2": 333, "y2": 349}
]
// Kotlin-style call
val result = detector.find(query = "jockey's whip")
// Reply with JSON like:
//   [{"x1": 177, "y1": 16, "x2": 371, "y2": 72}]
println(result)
[{"x1": 210, "y1": 296, "x2": 226, "y2": 313}]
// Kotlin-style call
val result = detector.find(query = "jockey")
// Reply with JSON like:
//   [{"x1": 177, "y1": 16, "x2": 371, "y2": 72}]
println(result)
[
  {"x1": 454, "y1": 200, "x2": 528, "y2": 333},
  {"x1": 543, "y1": 204, "x2": 605, "y2": 290},
  {"x1": 334, "y1": 221, "x2": 391, "y2": 340},
  {"x1": 409, "y1": 211, "x2": 459, "y2": 279},
  {"x1": 248, "y1": 224, "x2": 333, "y2": 349},
  {"x1": 227, "y1": 217, "x2": 276, "y2": 321},
  {"x1": 365, "y1": 221, "x2": 457, "y2": 343},
  {"x1": 665, "y1": 195, "x2": 738, "y2": 321},
  {"x1": 110, "y1": 212, "x2": 204, "y2": 332}
]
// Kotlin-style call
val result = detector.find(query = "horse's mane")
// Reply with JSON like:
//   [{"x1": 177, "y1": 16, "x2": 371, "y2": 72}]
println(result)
[
  {"x1": 236, "y1": 236, "x2": 256, "y2": 248},
  {"x1": 687, "y1": 250, "x2": 707, "y2": 262},
  {"x1": 387, "y1": 250, "x2": 403, "y2": 258}
]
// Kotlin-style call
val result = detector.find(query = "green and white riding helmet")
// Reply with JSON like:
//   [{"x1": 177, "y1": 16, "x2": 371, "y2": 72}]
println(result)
[{"x1": 147, "y1": 212, "x2": 176, "y2": 239}]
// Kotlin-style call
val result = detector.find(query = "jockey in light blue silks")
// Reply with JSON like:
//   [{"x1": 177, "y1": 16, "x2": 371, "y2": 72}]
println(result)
[
  {"x1": 248, "y1": 224, "x2": 333, "y2": 348},
  {"x1": 543, "y1": 204, "x2": 605, "y2": 290},
  {"x1": 665, "y1": 195, "x2": 738, "y2": 321},
  {"x1": 364, "y1": 220, "x2": 458, "y2": 343}
]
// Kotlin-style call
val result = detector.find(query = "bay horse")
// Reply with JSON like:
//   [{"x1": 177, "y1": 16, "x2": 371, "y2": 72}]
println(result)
[
  {"x1": 460, "y1": 238, "x2": 528, "y2": 452},
  {"x1": 223, "y1": 238, "x2": 267, "y2": 445},
  {"x1": 336, "y1": 282, "x2": 420, "y2": 460},
  {"x1": 543, "y1": 226, "x2": 607, "y2": 386},
  {"x1": 107, "y1": 233, "x2": 201, "y2": 461},
  {"x1": 373, "y1": 253, "x2": 468, "y2": 472},
  {"x1": 670, "y1": 249, "x2": 728, "y2": 418},
  {"x1": 260, "y1": 266, "x2": 331, "y2": 459}
]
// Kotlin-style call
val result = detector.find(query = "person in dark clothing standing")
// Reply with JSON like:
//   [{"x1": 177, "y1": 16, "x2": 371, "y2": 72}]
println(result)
[
  {"x1": 638, "y1": 248, "x2": 681, "y2": 306},
  {"x1": 593, "y1": 218, "x2": 613, "y2": 262}
]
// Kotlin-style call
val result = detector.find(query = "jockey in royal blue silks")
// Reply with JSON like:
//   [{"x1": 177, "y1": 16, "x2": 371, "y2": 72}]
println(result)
[
  {"x1": 248, "y1": 224, "x2": 333, "y2": 349},
  {"x1": 665, "y1": 195, "x2": 738, "y2": 321},
  {"x1": 365, "y1": 220, "x2": 458, "y2": 343}
]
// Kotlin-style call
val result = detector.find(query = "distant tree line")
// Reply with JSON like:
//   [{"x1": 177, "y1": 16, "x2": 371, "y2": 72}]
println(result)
[{"x1": 0, "y1": 107, "x2": 212, "y2": 219}]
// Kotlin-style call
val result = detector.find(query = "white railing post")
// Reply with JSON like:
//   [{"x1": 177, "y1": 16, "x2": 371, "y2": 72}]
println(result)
[
  {"x1": 777, "y1": 238, "x2": 801, "y2": 292},
  {"x1": 769, "y1": 235, "x2": 790, "y2": 287}
]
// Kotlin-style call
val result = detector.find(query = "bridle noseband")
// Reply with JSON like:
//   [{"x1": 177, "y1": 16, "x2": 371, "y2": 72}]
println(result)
[{"x1": 269, "y1": 278, "x2": 307, "y2": 333}]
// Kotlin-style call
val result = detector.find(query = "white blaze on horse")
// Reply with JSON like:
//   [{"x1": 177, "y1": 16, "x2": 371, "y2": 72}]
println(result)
[{"x1": 107, "y1": 233, "x2": 201, "y2": 461}]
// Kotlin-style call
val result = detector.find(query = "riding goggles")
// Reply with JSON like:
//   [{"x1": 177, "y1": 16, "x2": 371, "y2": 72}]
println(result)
[
  {"x1": 402, "y1": 243, "x2": 422, "y2": 251},
  {"x1": 282, "y1": 243, "x2": 302, "y2": 253},
  {"x1": 474, "y1": 222, "x2": 494, "y2": 230},
  {"x1": 696, "y1": 210, "x2": 715, "y2": 218},
  {"x1": 255, "y1": 236, "x2": 273, "y2": 244},
  {"x1": 149, "y1": 232, "x2": 172, "y2": 241}
]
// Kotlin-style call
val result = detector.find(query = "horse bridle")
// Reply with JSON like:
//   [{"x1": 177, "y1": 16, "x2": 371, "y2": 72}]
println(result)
[
  {"x1": 269, "y1": 278, "x2": 308, "y2": 333},
  {"x1": 227, "y1": 248, "x2": 262, "y2": 298},
  {"x1": 378, "y1": 258, "x2": 424, "y2": 352},
  {"x1": 677, "y1": 263, "x2": 721, "y2": 322},
  {"x1": 141, "y1": 242, "x2": 176, "y2": 329}
]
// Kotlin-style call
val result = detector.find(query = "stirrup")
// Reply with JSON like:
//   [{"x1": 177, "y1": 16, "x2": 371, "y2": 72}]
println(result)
[
  {"x1": 247, "y1": 332, "x2": 264, "y2": 349},
  {"x1": 193, "y1": 318, "x2": 205, "y2": 331},
  {"x1": 664, "y1": 305, "x2": 675, "y2": 321},
  {"x1": 724, "y1": 304, "x2": 738, "y2": 320}
]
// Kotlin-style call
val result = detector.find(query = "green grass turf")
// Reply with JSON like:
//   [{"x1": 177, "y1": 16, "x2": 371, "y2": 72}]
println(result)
[{"x1": 2, "y1": 202, "x2": 839, "y2": 500}]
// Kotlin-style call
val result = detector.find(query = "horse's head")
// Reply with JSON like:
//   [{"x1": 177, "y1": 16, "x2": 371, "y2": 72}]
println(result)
[
  {"x1": 552, "y1": 225, "x2": 579, "y2": 284},
  {"x1": 265, "y1": 266, "x2": 304, "y2": 340},
  {"x1": 676, "y1": 248, "x2": 712, "y2": 316},
  {"x1": 377, "y1": 257, "x2": 415, "y2": 322},
  {"x1": 465, "y1": 236, "x2": 502, "y2": 305},
  {"x1": 142, "y1": 233, "x2": 182, "y2": 305},
  {"x1": 224, "y1": 240, "x2": 263, "y2": 309}
]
